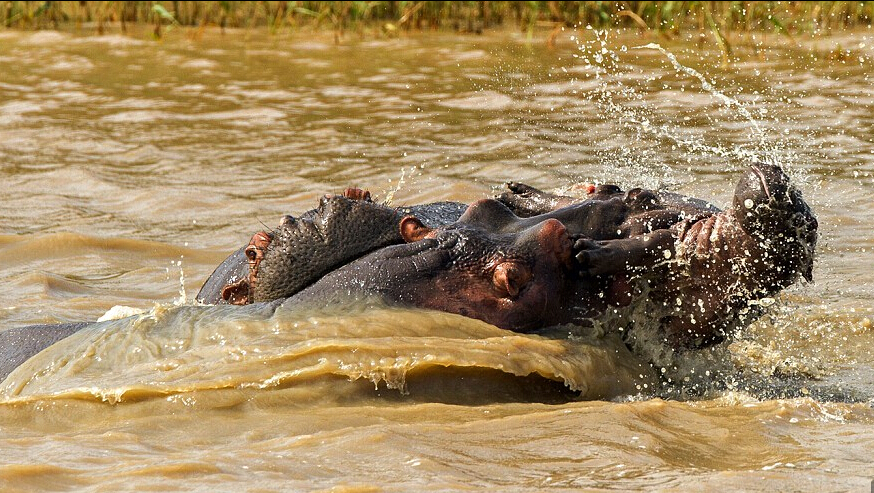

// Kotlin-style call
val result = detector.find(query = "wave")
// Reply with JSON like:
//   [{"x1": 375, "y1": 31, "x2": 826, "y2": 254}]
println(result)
[{"x1": 0, "y1": 300, "x2": 656, "y2": 405}]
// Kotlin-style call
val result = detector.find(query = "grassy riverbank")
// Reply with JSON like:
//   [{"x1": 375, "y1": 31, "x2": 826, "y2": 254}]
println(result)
[{"x1": 3, "y1": 1, "x2": 873, "y2": 39}]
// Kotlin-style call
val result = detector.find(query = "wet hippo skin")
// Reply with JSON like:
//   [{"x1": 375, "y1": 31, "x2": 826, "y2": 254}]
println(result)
[
  {"x1": 495, "y1": 164, "x2": 817, "y2": 348},
  {"x1": 209, "y1": 180, "x2": 720, "y2": 307},
  {"x1": 0, "y1": 323, "x2": 90, "y2": 382}
]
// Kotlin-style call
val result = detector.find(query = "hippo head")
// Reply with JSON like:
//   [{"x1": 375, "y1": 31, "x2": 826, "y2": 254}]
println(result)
[
  {"x1": 221, "y1": 191, "x2": 405, "y2": 305},
  {"x1": 363, "y1": 205, "x2": 575, "y2": 331},
  {"x1": 732, "y1": 163, "x2": 818, "y2": 283}
]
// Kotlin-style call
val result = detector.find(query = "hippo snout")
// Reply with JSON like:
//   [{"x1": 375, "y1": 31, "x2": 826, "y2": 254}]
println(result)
[
  {"x1": 731, "y1": 162, "x2": 818, "y2": 284},
  {"x1": 734, "y1": 163, "x2": 791, "y2": 211},
  {"x1": 732, "y1": 163, "x2": 815, "y2": 237}
]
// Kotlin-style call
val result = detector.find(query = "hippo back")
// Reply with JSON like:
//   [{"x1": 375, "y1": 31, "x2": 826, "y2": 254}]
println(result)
[{"x1": 0, "y1": 322, "x2": 91, "y2": 382}]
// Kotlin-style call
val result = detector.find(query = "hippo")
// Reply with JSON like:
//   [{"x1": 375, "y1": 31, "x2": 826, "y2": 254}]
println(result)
[
  {"x1": 195, "y1": 189, "x2": 469, "y2": 305},
  {"x1": 0, "y1": 206, "x2": 578, "y2": 382},
  {"x1": 209, "y1": 163, "x2": 816, "y2": 349},
  {"x1": 0, "y1": 163, "x2": 816, "y2": 381},
  {"x1": 497, "y1": 164, "x2": 817, "y2": 348},
  {"x1": 200, "y1": 179, "x2": 718, "y2": 306}
]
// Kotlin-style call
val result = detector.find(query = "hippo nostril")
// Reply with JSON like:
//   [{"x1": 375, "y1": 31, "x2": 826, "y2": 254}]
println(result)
[
  {"x1": 625, "y1": 188, "x2": 659, "y2": 209},
  {"x1": 493, "y1": 262, "x2": 532, "y2": 298}
]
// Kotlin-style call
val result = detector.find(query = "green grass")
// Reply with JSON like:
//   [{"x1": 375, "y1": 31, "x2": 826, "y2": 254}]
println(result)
[{"x1": 2, "y1": 1, "x2": 872, "y2": 39}]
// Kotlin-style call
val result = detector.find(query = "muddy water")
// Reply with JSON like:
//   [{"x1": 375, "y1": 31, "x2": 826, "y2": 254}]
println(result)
[{"x1": 0, "y1": 27, "x2": 873, "y2": 491}]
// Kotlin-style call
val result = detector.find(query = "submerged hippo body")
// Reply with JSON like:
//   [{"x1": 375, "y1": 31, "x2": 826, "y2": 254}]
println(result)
[
  {"x1": 0, "y1": 211, "x2": 577, "y2": 382},
  {"x1": 0, "y1": 323, "x2": 91, "y2": 382}
]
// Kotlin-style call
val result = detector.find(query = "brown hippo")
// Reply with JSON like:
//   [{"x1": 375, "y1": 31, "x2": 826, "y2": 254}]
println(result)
[
  {"x1": 496, "y1": 163, "x2": 818, "y2": 348},
  {"x1": 204, "y1": 178, "x2": 717, "y2": 307}
]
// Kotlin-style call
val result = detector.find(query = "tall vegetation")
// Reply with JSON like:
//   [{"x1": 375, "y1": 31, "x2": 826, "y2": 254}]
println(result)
[{"x1": 3, "y1": 1, "x2": 872, "y2": 38}]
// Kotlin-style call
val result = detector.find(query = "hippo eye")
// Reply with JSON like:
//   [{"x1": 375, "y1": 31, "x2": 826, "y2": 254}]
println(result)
[{"x1": 245, "y1": 246, "x2": 259, "y2": 262}]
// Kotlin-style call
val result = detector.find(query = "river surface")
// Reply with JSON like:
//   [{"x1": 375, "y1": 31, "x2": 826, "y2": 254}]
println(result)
[{"x1": 0, "y1": 26, "x2": 872, "y2": 491}]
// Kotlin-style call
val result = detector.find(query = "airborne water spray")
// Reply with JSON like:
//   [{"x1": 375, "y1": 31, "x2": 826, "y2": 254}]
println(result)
[{"x1": 561, "y1": 27, "x2": 825, "y2": 398}]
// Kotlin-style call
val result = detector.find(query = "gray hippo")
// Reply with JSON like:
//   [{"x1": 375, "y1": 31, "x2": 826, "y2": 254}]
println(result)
[
  {"x1": 0, "y1": 209, "x2": 577, "y2": 382},
  {"x1": 195, "y1": 189, "x2": 469, "y2": 305},
  {"x1": 0, "y1": 163, "x2": 817, "y2": 381}
]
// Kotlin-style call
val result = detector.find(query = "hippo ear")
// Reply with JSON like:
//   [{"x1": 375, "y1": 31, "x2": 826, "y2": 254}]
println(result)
[
  {"x1": 400, "y1": 216, "x2": 433, "y2": 243},
  {"x1": 221, "y1": 278, "x2": 250, "y2": 305},
  {"x1": 342, "y1": 187, "x2": 372, "y2": 202}
]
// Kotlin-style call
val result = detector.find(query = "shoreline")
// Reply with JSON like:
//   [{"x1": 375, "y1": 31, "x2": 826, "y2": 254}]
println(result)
[
  {"x1": 3, "y1": 1, "x2": 872, "y2": 40},
  {"x1": 2, "y1": 22, "x2": 870, "y2": 64}
]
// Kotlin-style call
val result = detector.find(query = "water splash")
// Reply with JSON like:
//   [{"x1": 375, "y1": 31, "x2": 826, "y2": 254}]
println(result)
[
  {"x1": 382, "y1": 166, "x2": 407, "y2": 206},
  {"x1": 635, "y1": 42, "x2": 769, "y2": 152},
  {"x1": 559, "y1": 30, "x2": 833, "y2": 399},
  {"x1": 96, "y1": 305, "x2": 146, "y2": 322},
  {"x1": 174, "y1": 256, "x2": 187, "y2": 305},
  {"x1": 569, "y1": 29, "x2": 793, "y2": 172}
]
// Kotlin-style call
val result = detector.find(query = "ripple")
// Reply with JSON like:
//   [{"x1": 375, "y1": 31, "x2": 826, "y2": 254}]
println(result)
[
  {"x1": 438, "y1": 91, "x2": 517, "y2": 111},
  {"x1": 100, "y1": 110, "x2": 170, "y2": 123},
  {"x1": 18, "y1": 31, "x2": 68, "y2": 45},
  {"x1": 102, "y1": 97, "x2": 177, "y2": 110},
  {"x1": 172, "y1": 84, "x2": 208, "y2": 95},
  {"x1": 0, "y1": 82, "x2": 33, "y2": 92},
  {"x1": 101, "y1": 108, "x2": 286, "y2": 125},
  {"x1": 180, "y1": 58, "x2": 219, "y2": 70},
  {"x1": 70, "y1": 34, "x2": 145, "y2": 46},
  {"x1": 45, "y1": 55, "x2": 94, "y2": 72},
  {"x1": 50, "y1": 91, "x2": 106, "y2": 104},
  {"x1": 0, "y1": 101, "x2": 48, "y2": 125},
  {"x1": 527, "y1": 80, "x2": 599, "y2": 95},
  {"x1": 320, "y1": 86, "x2": 381, "y2": 98},
  {"x1": 232, "y1": 89, "x2": 299, "y2": 100}
]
